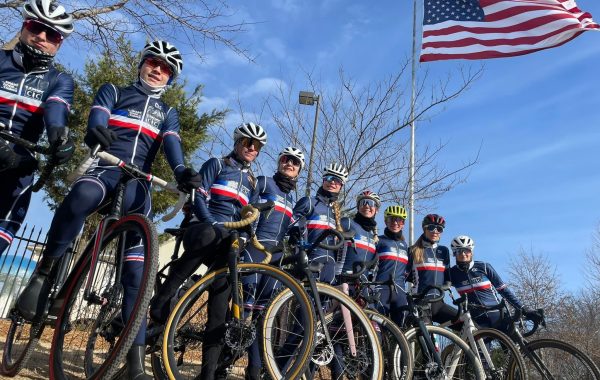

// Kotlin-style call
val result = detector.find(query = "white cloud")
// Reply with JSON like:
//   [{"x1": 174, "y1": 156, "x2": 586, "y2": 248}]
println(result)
[
  {"x1": 242, "y1": 77, "x2": 288, "y2": 97},
  {"x1": 271, "y1": 0, "x2": 301, "y2": 13},
  {"x1": 264, "y1": 37, "x2": 287, "y2": 60}
]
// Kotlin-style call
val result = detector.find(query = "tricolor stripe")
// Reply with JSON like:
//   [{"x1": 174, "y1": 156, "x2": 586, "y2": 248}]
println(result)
[
  {"x1": 0, "y1": 90, "x2": 43, "y2": 114},
  {"x1": 273, "y1": 200, "x2": 293, "y2": 218},
  {"x1": 307, "y1": 219, "x2": 335, "y2": 230},
  {"x1": 210, "y1": 183, "x2": 249, "y2": 206},
  {"x1": 456, "y1": 280, "x2": 493, "y2": 294},
  {"x1": 0, "y1": 228, "x2": 14, "y2": 244},
  {"x1": 415, "y1": 262, "x2": 446, "y2": 272},
  {"x1": 378, "y1": 250, "x2": 409, "y2": 263},
  {"x1": 349, "y1": 240, "x2": 376, "y2": 253},
  {"x1": 108, "y1": 114, "x2": 162, "y2": 141}
]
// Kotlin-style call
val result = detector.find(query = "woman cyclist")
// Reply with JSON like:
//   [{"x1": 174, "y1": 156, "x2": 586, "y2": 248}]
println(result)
[
  {"x1": 337, "y1": 190, "x2": 380, "y2": 279},
  {"x1": 16, "y1": 39, "x2": 187, "y2": 380},
  {"x1": 448, "y1": 235, "x2": 542, "y2": 333},
  {"x1": 408, "y1": 214, "x2": 457, "y2": 324},
  {"x1": 290, "y1": 162, "x2": 348, "y2": 284},
  {"x1": 149, "y1": 122, "x2": 266, "y2": 380},
  {"x1": 374, "y1": 205, "x2": 411, "y2": 327},
  {"x1": 242, "y1": 146, "x2": 305, "y2": 380}
]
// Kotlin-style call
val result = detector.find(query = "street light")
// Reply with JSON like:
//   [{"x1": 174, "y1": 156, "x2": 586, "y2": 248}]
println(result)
[{"x1": 299, "y1": 91, "x2": 320, "y2": 197}]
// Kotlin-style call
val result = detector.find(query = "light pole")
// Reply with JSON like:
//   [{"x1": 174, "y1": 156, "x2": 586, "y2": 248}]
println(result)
[{"x1": 299, "y1": 91, "x2": 320, "y2": 197}]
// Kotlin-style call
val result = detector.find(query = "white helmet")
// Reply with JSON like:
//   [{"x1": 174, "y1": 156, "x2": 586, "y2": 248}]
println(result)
[
  {"x1": 23, "y1": 0, "x2": 74, "y2": 37},
  {"x1": 451, "y1": 235, "x2": 475, "y2": 255},
  {"x1": 278, "y1": 147, "x2": 305, "y2": 169},
  {"x1": 141, "y1": 40, "x2": 183, "y2": 77},
  {"x1": 356, "y1": 190, "x2": 381, "y2": 208},
  {"x1": 323, "y1": 162, "x2": 349, "y2": 184},
  {"x1": 233, "y1": 122, "x2": 267, "y2": 146}
]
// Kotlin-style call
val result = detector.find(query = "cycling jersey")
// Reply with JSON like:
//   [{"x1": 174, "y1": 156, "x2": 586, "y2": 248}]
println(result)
[
  {"x1": 338, "y1": 217, "x2": 377, "y2": 274},
  {"x1": 88, "y1": 83, "x2": 184, "y2": 173},
  {"x1": 409, "y1": 240, "x2": 450, "y2": 298},
  {"x1": 192, "y1": 155, "x2": 257, "y2": 224},
  {"x1": 291, "y1": 191, "x2": 339, "y2": 283},
  {"x1": 448, "y1": 260, "x2": 523, "y2": 325},
  {"x1": 0, "y1": 49, "x2": 73, "y2": 256},
  {"x1": 253, "y1": 175, "x2": 294, "y2": 243}
]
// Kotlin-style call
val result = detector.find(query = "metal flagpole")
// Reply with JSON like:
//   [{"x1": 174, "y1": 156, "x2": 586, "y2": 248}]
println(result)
[{"x1": 409, "y1": 0, "x2": 418, "y2": 246}]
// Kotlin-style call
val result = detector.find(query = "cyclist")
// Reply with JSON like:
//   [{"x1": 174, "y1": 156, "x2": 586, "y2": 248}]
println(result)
[
  {"x1": 16, "y1": 40, "x2": 188, "y2": 379},
  {"x1": 290, "y1": 162, "x2": 348, "y2": 285},
  {"x1": 0, "y1": 0, "x2": 75, "y2": 258},
  {"x1": 337, "y1": 190, "x2": 380, "y2": 278},
  {"x1": 448, "y1": 235, "x2": 543, "y2": 333},
  {"x1": 374, "y1": 205, "x2": 411, "y2": 327},
  {"x1": 408, "y1": 214, "x2": 457, "y2": 323},
  {"x1": 149, "y1": 122, "x2": 265, "y2": 380},
  {"x1": 242, "y1": 146, "x2": 304, "y2": 380}
]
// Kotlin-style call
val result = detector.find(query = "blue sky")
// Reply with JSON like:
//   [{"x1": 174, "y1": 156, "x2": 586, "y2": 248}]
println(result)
[{"x1": 21, "y1": 0, "x2": 600, "y2": 292}]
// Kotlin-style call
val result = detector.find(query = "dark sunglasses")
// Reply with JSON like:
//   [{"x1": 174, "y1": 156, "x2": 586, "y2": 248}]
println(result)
[
  {"x1": 239, "y1": 137, "x2": 263, "y2": 150},
  {"x1": 23, "y1": 19, "x2": 63, "y2": 44},
  {"x1": 359, "y1": 199, "x2": 377, "y2": 208},
  {"x1": 425, "y1": 224, "x2": 444, "y2": 233},
  {"x1": 144, "y1": 57, "x2": 173, "y2": 76},
  {"x1": 387, "y1": 216, "x2": 405, "y2": 223},
  {"x1": 279, "y1": 155, "x2": 301, "y2": 167},
  {"x1": 323, "y1": 175, "x2": 343, "y2": 185}
]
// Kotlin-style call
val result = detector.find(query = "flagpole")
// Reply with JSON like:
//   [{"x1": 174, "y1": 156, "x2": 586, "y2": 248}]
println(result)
[{"x1": 409, "y1": 0, "x2": 418, "y2": 246}]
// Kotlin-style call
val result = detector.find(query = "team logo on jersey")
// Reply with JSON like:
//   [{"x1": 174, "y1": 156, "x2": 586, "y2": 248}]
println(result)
[
  {"x1": 24, "y1": 85, "x2": 44, "y2": 100},
  {"x1": 128, "y1": 109, "x2": 142, "y2": 119},
  {"x1": 1, "y1": 80, "x2": 18, "y2": 92}
]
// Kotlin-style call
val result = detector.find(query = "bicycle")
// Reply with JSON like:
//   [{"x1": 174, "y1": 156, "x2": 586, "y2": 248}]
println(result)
[
  {"x1": 438, "y1": 293, "x2": 527, "y2": 380},
  {"x1": 267, "y1": 227, "x2": 384, "y2": 380},
  {"x1": 402, "y1": 284, "x2": 486, "y2": 380},
  {"x1": 2, "y1": 148, "x2": 184, "y2": 379},
  {"x1": 487, "y1": 300, "x2": 600, "y2": 380},
  {"x1": 338, "y1": 258, "x2": 414, "y2": 380},
  {"x1": 160, "y1": 202, "x2": 317, "y2": 380}
]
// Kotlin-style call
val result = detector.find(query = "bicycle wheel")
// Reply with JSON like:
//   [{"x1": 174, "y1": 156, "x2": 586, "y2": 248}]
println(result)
[
  {"x1": 296, "y1": 283, "x2": 383, "y2": 380},
  {"x1": 162, "y1": 263, "x2": 314, "y2": 380},
  {"x1": 0, "y1": 311, "x2": 44, "y2": 377},
  {"x1": 364, "y1": 309, "x2": 413, "y2": 380},
  {"x1": 518, "y1": 338, "x2": 600, "y2": 380},
  {"x1": 49, "y1": 214, "x2": 158, "y2": 380},
  {"x1": 405, "y1": 325, "x2": 485, "y2": 380},
  {"x1": 471, "y1": 328, "x2": 527, "y2": 380}
]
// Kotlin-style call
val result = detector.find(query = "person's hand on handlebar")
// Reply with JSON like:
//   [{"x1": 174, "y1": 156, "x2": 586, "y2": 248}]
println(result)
[
  {"x1": 521, "y1": 306, "x2": 543, "y2": 323},
  {"x1": 84, "y1": 126, "x2": 117, "y2": 150},
  {"x1": 175, "y1": 167, "x2": 202, "y2": 193}
]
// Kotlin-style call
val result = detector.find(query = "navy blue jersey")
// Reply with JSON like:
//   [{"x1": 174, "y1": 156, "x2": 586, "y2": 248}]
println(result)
[
  {"x1": 291, "y1": 193, "x2": 338, "y2": 264},
  {"x1": 338, "y1": 217, "x2": 377, "y2": 274},
  {"x1": 448, "y1": 261, "x2": 523, "y2": 310},
  {"x1": 192, "y1": 156, "x2": 258, "y2": 224},
  {"x1": 88, "y1": 83, "x2": 184, "y2": 173},
  {"x1": 0, "y1": 49, "x2": 72, "y2": 147},
  {"x1": 410, "y1": 241, "x2": 450, "y2": 297},
  {"x1": 254, "y1": 175, "x2": 294, "y2": 243},
  {"x1": 375, "y1": 234, "x2": 411, "y2": 288}
]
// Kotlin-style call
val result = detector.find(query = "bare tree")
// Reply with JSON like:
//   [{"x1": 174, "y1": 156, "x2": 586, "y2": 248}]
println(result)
[
  {"x1": 586, "y1": 222, "x2": 600, "y2": 286},
  {"x1": 243, "y1": 62, "x2": 483, "y2": 211},
  {"x1": 508, "y1": 246, "x2": 562, "y2": 319},
  {"x1": 1, "y1": 0, "x2": 253, "y2": 60}
]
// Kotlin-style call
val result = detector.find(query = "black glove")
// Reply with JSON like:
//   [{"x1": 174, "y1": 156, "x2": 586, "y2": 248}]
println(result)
[
  {"x1": 84, "y1": 127, "x2": 117, "y2": 149},
  {"x1": 47, "y1": 127, "x2": 75, "y2": 165},
  {"x1": 522, "y1": 307, "x2": 543, "y2": 323},
  {"x1": 11, "y1": 154, "x2": 39, "y2": 177},
  {"x1": 287, "y1": 226, "x2": 302, "y2": 246},
  {"x1": 0, "y1": 142, "x2": 18, "y2": 172},
  {"x1": 175, "y1": 167, "x2": 202, "y2": 193}
]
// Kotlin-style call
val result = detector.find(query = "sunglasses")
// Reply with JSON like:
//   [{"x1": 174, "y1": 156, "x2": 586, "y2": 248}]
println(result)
[
  {"x1": 425, "y1": 224, "x2": 444, "y2": 233},
  {"x1": 387, "y1": 216, "x2": 405, "y2": 223},
  {"x1": 144, "y1": 57, "x2": 173, "y2": 76},
  {"x1": 455, "y1": 249, "x2": 472, "y2": 255},
  {"x1": 279, "y1": 155, "x2": 301, "y2": 167},
  {"x1": 23, "y1": 19, "x2": 63, "y2": 45},
  {"x1": 239, "y1": 137, "x2": 263, "y2": 151},
  {"x1": 323, "y1": 175, "x2": 343, "y2": 185},
  {"x1": 359, "y1": 199, "x2": 377, "y2": 208}
]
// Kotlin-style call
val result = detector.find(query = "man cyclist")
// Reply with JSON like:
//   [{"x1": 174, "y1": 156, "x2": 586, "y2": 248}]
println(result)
[
  {"x1": 448, "y1": 235, "x2": 543, "y2": 333},
  {"x1": 0, "y1": 0, "x2": 75, "y2": 258},
  {"x1": 16, "y1": 40, "x2": 188, "y2": 379},
  {"x1": 149, "y1": 122, "x2": 265, "y2": 380}
]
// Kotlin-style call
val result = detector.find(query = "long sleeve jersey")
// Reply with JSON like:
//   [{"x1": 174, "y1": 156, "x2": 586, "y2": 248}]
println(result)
[
  {"x1": 192, "y1": 156, "x2": 258, "y2": 224},
  {"x1": 254, "y1": 175, "x2": 294, "y2": 243},
  {"x1": 375, "y1": 234, "x2": 411, "y2": 288},
  {"x1": 448, "y1": 261, "x2": 523, "y2": 310},
  {"x1": 88, "y1": 83, "x2": 184, "y2": 174},
  {"x1": 410, "y1": 240, "x2": 450, "y2": 298},
  {"x1": 338, "y1": 217, "x2": 377, "y2": 274},
  {"x1": 0, "y1": 49, "x2": 73, "y2": 155}
]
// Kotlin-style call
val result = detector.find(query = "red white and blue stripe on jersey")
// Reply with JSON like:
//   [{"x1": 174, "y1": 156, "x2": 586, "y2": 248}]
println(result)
[
  {"x1": 0, "y1": 227, "x2": 14, "y2": 244},
  {"x1": 374, "y1": 234, "x2": 411, "y2": 286},
  {"x1": 378, "y1": 249, "x2": 409, "y2": 263},
  {"x1": 108, "y1": 111, "x2": 163, "y2": 141},
  {"x1": 210, "y1": 180, "x2": 249, "y2": 206},
  {"x1": 411, "y1": 243, "x2": 450, "y2": 297}
]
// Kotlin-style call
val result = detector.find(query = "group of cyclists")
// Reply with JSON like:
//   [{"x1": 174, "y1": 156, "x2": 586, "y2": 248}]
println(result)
[{"x1": 0, "y1": 1, "x2": 546, "y2": 379}]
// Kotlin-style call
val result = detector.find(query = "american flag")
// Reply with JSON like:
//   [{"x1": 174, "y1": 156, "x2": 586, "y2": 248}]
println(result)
[{"x1": 420, "y1": 0, "x2": 599, "y2": 62}]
